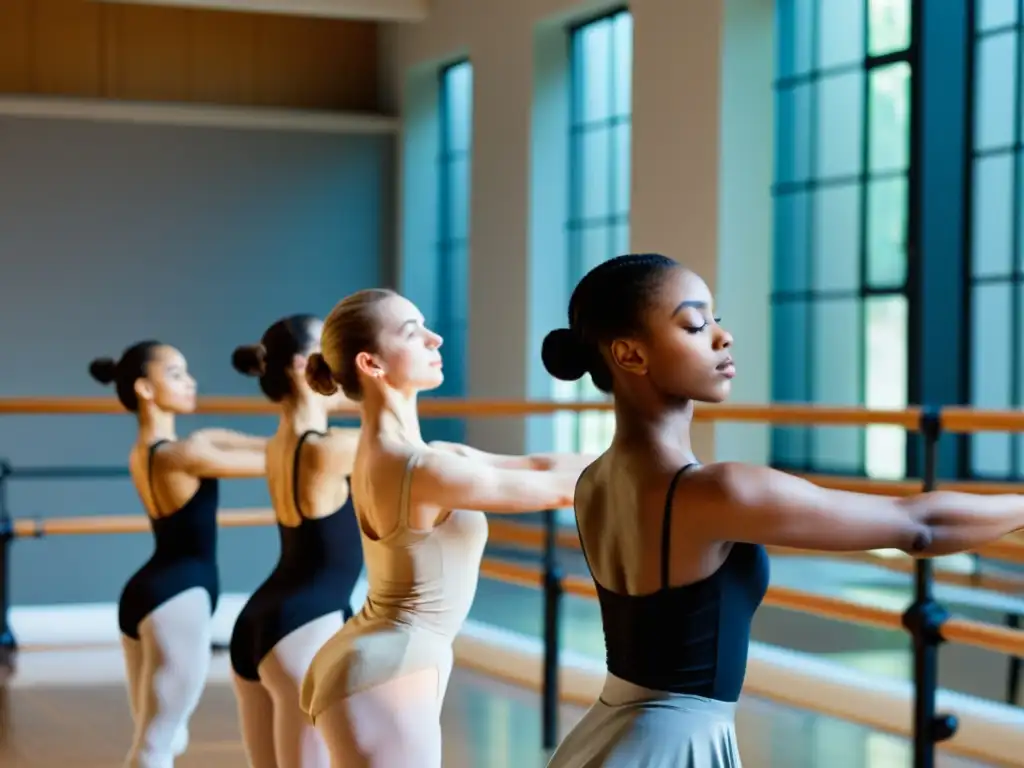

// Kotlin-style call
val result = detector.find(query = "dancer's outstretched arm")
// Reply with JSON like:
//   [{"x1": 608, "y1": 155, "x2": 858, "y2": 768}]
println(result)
[{"x1": 428, "y1": 440, "x2": 597, "y2": 473}]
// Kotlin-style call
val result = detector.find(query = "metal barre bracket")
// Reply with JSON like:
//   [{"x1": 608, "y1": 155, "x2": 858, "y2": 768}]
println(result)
[
  {"x1": 929, "y1": 713, "x2": 959, "y2": 742},
  {"x1": 919, "y1": 405, "x2": 942, "y2": 444},
  {"x1": 541, "y1": 563, "x2": 564, "y2": 751},
  {"x1": 540, "y1": 508, "x2": 564, "y2": 753},
  {"x1": 901, "y1": 597, "x2": 949, "y2": 648},
  {"x1": 0, "y1": 461, "x2": 16, "y2": 659}
]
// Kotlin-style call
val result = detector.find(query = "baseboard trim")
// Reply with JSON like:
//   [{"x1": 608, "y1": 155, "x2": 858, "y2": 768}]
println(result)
[{"x1": 10, "y1": 593, "x2": 250, "y2": 648}]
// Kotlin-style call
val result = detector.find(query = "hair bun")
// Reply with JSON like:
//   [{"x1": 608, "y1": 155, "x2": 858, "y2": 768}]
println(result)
[
  {"x1": 541, "y1": 328, "x2": 589, "y2": 382},
  {"x1": 88, "y1": 357, "x2": 118, "y2": 385},
  {"x1": 231, "y1": 344, "x2": 267, "y2": 377},
  {"x1": 306, "y1": 352, "x2": 339, "y2": 396}
]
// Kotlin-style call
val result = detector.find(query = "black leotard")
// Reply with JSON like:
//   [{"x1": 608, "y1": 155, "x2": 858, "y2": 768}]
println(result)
[
  {"x1": 577, "y1": 464, "x2": 771, "y2": 702},
  {"x1": 118, "y1": 440, "x2": 220, "y2": 639},
  {"x1": 229, "y1": 430, "x2": 365, "y2": 682}
]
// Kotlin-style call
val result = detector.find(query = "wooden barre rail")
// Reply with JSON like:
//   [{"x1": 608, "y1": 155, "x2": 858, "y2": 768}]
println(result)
[
  {"x1": 5, "y1": 397, "x2": 1024, "y2": 432},
  {"x1": 497, "y1": 519, "x2": 1024, "y2": 605},
  {"x1": 11, "y1": 507, "x2": 1024, "y2": 565},
  {"x1": 21, "y1": 511, "x2": 1024, "y2": 655},
  {"x1": 9, "y1": 505, "x2": 1024, "y2": 567},
  {"x1": 486, "y1": 521, "x2": 1024, "y2": 626},
  {"x1": 482, "y1": 515, "x2": 1024, "y2": 569},
  {"x1": 486, "y1": 517, "x2": 1024, "y2": 587},
  {"x1": 5, "y1": 506, "x2": 1024, "y2": 659},
  {"x1": 477, "y1": 558, "x2": 1024, "y2": 658},
  {"x1": 17, "y1": 472, "x2": 1022, "y2": 550},
  {"x1": 10, "y1": 509, "x2": 274, "y2": 538},
  {"x1": 766, "y1": 548, "x2": 1024, "y2": 594},
  {"x1": 495, "y1": 518, "x2": 1024, "y2": 591}
]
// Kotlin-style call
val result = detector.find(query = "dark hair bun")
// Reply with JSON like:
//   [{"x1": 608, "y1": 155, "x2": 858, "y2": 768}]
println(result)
[
  {"x1": 306, "y1": 352, "x2": 339, "y2": 396},
  {"x1": 88, "y1": 357, "x2": 118, "y2": 385},
  {"x1": 541, "y1": 328, "x2": 589, "y2": 382},
  {"x1": 232, "y1": 344, "x2": 267, "y2": 377}
]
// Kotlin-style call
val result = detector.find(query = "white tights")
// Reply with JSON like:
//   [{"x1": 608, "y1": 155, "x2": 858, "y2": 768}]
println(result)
[
  {"x1": 315, "y1": 652, "x2": 453, "y2": 768},
  {"x1": 232, "y1": 611, "x2": 345, "y2": 768},
  {"x1": 120, "y1": 587, "x2": 213, "y2": 768}
]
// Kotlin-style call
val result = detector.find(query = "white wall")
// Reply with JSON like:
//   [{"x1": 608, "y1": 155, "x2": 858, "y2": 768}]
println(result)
[{"x1": 380, "y1": 0, "x2": 774, "y2": 464}]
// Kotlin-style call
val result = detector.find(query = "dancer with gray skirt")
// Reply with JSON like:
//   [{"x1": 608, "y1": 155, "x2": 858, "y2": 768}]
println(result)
[{"x1": 542, "y1": 254, "x2": 1024, "y2": 767}]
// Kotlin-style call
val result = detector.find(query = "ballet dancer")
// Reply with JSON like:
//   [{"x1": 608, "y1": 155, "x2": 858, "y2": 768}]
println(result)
[
  {"x1": 228, "y1": 314, "x2": 366, "y2": 768},
  {"x1": 295, "y1": 288, "x2": 591, "y2": 768},
  {"x1": 540, "y1": 253, "x2": 1024, "y2": 768},
  {"x1": 89, "y1": 341, "x2": 268, "y2": 768}
]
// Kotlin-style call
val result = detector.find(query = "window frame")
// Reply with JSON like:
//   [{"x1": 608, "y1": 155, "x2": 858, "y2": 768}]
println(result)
[
  {"x1": 770, "y1": 0, "x2": 918, "y2": 479},
  {"x1": 559, "y1": 8, "x2": 633, "y2": 455}
]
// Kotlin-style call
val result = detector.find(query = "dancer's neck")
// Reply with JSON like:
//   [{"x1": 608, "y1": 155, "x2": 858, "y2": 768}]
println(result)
[
  {"x1": 279, "y1": 391, "x2": 330, "y2": 436},
  {"x1": 137, "y1": 406, "x2": 176, "y2": 445},
  {"x1": 362, "y1": 385, "x2": 423, "y2": 447}
]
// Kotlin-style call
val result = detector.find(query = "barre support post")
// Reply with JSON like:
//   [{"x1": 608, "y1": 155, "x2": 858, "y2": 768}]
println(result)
[
  {"x1": 1006, "y1": 613, "x2": 1021, "y2": 705},
  {"x1": 0, "y1": 460, "x2": 15, "y2": 666},
  {"x1": 541, "y1": 507, "x2": 563, "y2": 752},
  {"x1": 902, "y1": 406, "x2": 957, "y2": 768}
]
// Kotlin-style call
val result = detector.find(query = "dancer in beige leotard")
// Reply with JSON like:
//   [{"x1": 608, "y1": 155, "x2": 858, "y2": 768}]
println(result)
[{"x1": 297, "y1": 288, "x2": 592, "y2": 768}]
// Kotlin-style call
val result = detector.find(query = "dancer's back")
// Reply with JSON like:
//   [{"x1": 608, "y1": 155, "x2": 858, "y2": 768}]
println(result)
[
  {"x1": 301, "y1": 449, "x2": 488, "y2": 717},
  {"x1": 547, "y1": 451, "x2": 768, "y2": 768}
]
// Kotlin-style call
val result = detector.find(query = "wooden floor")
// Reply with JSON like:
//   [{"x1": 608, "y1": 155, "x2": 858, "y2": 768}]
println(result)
[
  {"x1": 0, "y1": 646, "x2": 993, "y2": 768},
  {"x1": 4, "y1": 547, "x2": 1018, "y2": 767}
]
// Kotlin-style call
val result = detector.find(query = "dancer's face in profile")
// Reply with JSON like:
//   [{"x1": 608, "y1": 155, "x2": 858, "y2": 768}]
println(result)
[
  {"x1": 609, "y1": 268, "x2": 734, "y2": 404},
  {"x1": 358, "y1": 294, "x2": 444, "y2": 394},
  {"x1": 135, "y1": 345, "x2": 198, "y2": 414}
]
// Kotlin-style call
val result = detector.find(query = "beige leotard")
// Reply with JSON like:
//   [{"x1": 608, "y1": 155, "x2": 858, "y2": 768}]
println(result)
[{"x1": 300, "y1": 454, "x2": 489, "y2": 721}]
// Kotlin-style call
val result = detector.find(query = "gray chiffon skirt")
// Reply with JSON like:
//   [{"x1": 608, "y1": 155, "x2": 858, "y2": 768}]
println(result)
[{"x1": 546, "y1": 674, "x2": 741, "y2": 768}]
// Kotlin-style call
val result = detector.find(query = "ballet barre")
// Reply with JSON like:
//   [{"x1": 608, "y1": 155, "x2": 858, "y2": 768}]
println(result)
[
  {"x1": 7, "y1": 394, "x2": 1024, "y2": 431},
  {"x1": 7, "y1": 509, "x2": 275, "y2": 538},
  {"x1": 4, "y1": 398, "x2": 1024, "y2": 768},
  {"x1": 475, "y1": 556, "x2": 1024, "y2": 657},
  {"x1": 3, "y1": 509, "x2": 1023, "y2": 669},
  {"x1": 5, "y1": 510, "x2": 1023, "y2": 655}
]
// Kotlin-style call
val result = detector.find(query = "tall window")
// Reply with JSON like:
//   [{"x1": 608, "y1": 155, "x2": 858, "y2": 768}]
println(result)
[
  {"x1": 436, "y1": 60, "x2": 472, "y2": 439},
  {"x1": 969, "y1": 4, "x2": 1024, "y2": 479},
  {"x1": 554, "y1": 9, "x2": 633, "y2": 455},
  {"x1": 771, "y1": 0, "x2": 912, "y2": 479}
]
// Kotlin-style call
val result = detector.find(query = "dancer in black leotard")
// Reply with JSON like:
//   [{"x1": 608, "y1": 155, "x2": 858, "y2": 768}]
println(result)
[
  {"x1": 542, "y1": 254, "x2": 1024, "y2": 767},
  {"x1": 228, "y1": 315, "x2": 365, "y2": 768},
  {"x1": 89, "y1": 341, "x2": 267, "y2": 768}
]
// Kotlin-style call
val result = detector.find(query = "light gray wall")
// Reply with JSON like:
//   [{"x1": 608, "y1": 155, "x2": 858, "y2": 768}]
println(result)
[{"x1": 0, "y1": 115, "x2": 393, "y2": 606}]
